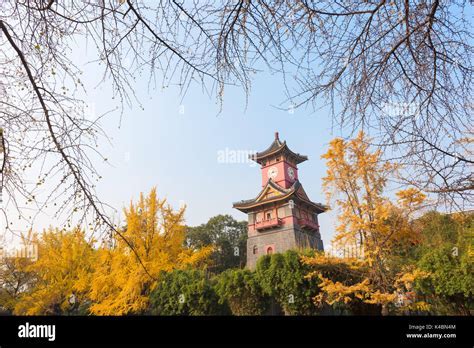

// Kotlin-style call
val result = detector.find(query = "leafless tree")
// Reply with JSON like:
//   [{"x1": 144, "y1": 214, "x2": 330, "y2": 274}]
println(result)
[
  {"x1": 212, "y1": 0, "x2": 473, "y2": 208},
  {"x1": 0, "y1": 1, "x2": 472, "y2": 262}
]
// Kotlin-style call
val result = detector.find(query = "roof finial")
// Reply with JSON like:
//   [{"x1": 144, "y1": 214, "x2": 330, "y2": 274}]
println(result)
[{"x1": 275, "y1": 131, "x2": 279, "y2": 141}]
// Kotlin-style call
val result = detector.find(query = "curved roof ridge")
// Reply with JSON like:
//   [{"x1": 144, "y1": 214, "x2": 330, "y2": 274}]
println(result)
[
  {"x1": 232, "y1": 178, "x2": 327, "y2": 213},
  {"x1": 232, "y1": 179, "x2": 290, "y2": 206},
  {"x1": 251, "y1": 134, "x2": 308, "y2": 165}
]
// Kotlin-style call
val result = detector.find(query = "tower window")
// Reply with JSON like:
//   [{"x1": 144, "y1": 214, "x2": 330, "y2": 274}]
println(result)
[
  {"x1": 253, "y1": 245, "x2": 258, "y2": 255},
  {"x1": 266, "y1": 247, "x2": 274, "y2": 255}
]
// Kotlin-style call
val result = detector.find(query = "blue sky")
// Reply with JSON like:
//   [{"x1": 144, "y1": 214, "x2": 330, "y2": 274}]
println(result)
[
  {"x1": 82, "y1": 62, "x2": 341, "y2": 248},
  {"x1": 2, "y1": 3, "x2": 472, "y2": 253},
  {"x1": 1, "y1": 37, "x2": 345, "y2": 250}
]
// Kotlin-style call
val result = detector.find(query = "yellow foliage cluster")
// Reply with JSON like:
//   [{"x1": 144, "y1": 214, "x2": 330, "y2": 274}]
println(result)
[
  {"x1": 14, "y1": 228, "x2": 95, "y2": 315},
  {"x1": 394, "y1": 266, "x2": 431, "y2": 291},
  {"x1": 302, "y1": 253, "x2": 365, "y2": 281},
  {"x1": 309, "y1": 264, "x2": 430, "y2": 311},
  {"x1": 403, "y1": 300, "x2": 431, "y2": 312},
  {"x1": 322, "y1": 132, "x2": 426, "y2": 258},
  {"x1": 0, "y1": 257, "x2": 34, "y2": 312},
  {"x1": 396, "y1": 188, "x2": 427, "y2": 210},
  {"x1": 88, "y1": 188, "x2": 212, "y2": 315},
  {"x1": 315, "y1": 275, "x2": 371, "y2": 305},
  {"x1": 10, "y1": 188, "x2": 212, "y2": 315},
  {"x1": 303, "y1": 132, "x2": 429, "y2": 314},
  {"x1": 314, "y1": 273, "x2": 398, "y2": 307},
  {"x1": 302, "y1": 244, "x2": 433, "y2": 314},
  {"x1": 322, "y1": 133, "x2": 398, "y2": 255}
]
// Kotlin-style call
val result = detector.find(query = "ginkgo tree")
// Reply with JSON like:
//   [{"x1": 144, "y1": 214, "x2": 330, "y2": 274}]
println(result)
[
  {"x1": 303, "y1": 132, "x2": 429, "y2": 315},
  {"x1": 13, "y1": 228, "x2": 95, "y2": 315},
  {"x1": 87, "y1": 188, "x2": 212, "y2": 315}
]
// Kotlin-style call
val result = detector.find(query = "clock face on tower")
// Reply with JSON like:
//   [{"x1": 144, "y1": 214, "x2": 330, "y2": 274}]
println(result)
[
  {"x1": 267, "y1": 166, "x2": 278, "y2": 180},
  {"x1": 287, "y1": 166, "x2": 295, "y2": 181}
]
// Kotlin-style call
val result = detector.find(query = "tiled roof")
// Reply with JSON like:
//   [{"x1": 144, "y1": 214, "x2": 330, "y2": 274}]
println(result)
[
  {"x1": 250, "y1": 132, "x2": 308, "y2": 164},
  {"x1": 233, "y1": 179, "x2": 327, "y2": 213}
]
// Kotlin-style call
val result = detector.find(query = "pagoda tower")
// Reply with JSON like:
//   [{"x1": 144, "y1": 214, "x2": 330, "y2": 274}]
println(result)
[{"x1": 233, "y1": 132, "x2": 327, "y2": 269}]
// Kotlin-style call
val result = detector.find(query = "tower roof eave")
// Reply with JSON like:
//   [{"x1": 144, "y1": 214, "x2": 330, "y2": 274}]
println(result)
[
  {"x1": 232, "y1": 180, "x2": 328, "y2": 213},
  {"x1": 250, "y1": 133, "x2": 308, "y2": 164}
]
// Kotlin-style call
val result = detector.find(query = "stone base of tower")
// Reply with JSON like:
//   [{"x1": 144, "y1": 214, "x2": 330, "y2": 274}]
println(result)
[{"x1": 246, "y1": 227, "x2": 324, "y2": 270}]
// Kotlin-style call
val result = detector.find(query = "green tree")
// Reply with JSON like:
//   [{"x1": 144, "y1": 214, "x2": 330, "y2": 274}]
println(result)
[
  {"x1": 149, "y1": 269, "x2": 225, "y2": 315},
  {"x1": 255, "y1": 250, "x2": 320, "y2": 315},
  {"x1": 215, "y1": 269, "x2": 269, "y2": 315},
  {"x1": 414, "y1": 212, "x2": 474, "y2": 315},
  {"x1": 186, "y1": 215, "x2": 247, "y2": 273}
]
